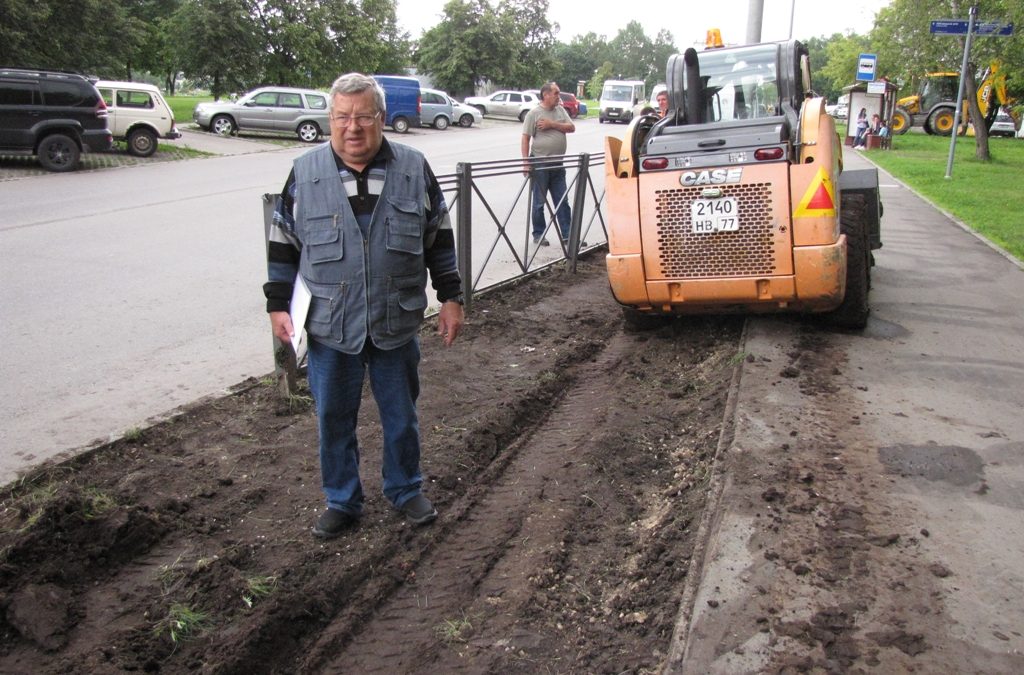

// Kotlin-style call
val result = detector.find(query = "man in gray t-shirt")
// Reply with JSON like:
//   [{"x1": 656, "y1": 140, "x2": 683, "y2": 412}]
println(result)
[{"x1": 521, "y1": 81, "x2": 575, "y2": 246}]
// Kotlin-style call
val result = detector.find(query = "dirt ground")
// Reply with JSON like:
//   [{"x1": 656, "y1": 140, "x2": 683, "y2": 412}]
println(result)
[{"x1": 0, "y1": 257, "x2": 744, "y2": 674}]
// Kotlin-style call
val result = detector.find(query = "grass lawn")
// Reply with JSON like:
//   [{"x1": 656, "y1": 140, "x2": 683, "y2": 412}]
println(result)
[
  {"x1": 166, "y1": 94, "x2": 213, "y2": 126},
  {"x1": 861, "y1": 132, "x2": 1024, "y2": 262}
]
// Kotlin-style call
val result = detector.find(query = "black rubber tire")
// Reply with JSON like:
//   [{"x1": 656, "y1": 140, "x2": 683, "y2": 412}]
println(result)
[
  {"x1": 433, "y1": 115, "x2": 449, "y2": 130},
  {"x1": 296, "y1": 121, "x2": 321, "y2": 142},
  {"x1": 459, "y1": 113, "x2": 474, "y2": 127},
  {"x1": 211, "y1": 115, "x2": 235, "y2": 135},
  {"x1": 891, "y1": 108, "x2": 912, "y2": 135},
  {"x1": 37, "y1": 133, "x2": 80, "y2": 172},
  {"x1": 927, "y1": 107, "x2": 956, "y2": 136},
  {"x1": 831, "y1": 193, "x2": 870, "y2": 329},
  {"x1": 127, "y1": 128, "x2": 157, "y2": 157},
  {"x1": 392, "y1": 116, "x2": 409, "y2": 133},
  {"x1": 518, "y1": 110, "x2": 528, "y2": 122}
]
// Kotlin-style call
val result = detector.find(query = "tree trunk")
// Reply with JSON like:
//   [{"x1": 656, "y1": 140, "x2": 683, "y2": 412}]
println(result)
[{"x1": 964, "y1": 65, "x2": 991, "y2": 161}]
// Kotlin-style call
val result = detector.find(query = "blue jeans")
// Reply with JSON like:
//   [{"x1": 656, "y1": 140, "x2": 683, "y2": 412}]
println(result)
[
  {"x1": 531, "y1": 163, "x2": 571, "y2": 240},
  {"x1": 307, "y1": 337, "x2": 423, "y2": 515}
]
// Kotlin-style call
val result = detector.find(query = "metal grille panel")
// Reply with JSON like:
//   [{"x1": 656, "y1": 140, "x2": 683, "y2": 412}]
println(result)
[{"x1": 654, "y1": 183, "x2": 777, "y2": 278}]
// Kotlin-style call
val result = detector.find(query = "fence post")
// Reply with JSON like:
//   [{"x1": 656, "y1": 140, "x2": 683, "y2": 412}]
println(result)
[
  {"x1": 568, "y1": 153, "x2": 590, "y2": 272},
  {"x1": 455, "y1": 162, "x2": 473, "y2": 310},
  {"x1": 262, "y1": 193, "x2": 299, "y2": 397}
]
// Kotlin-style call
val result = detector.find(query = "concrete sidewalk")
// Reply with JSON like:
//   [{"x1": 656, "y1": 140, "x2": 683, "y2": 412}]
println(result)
[{"x1": 667, "y1": 151, "x2": 1024, "y2": 672}]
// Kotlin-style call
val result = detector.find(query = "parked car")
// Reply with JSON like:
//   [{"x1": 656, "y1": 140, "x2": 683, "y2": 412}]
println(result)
[
  {"x1": 96, "y1": 80, "x2": 179, "y2": 157},
  {"x1": 559, "y1": 92, "x2": 580, "y2": 118},
  {"x1": 826, "y1": 102, "x2": 849, "y2": 119},
  {"x1": 420, "y1": 87, "x2": 454, "y2": 130},
  {"x1": 463, "y1": 90, "x2": 538, "y2": 121},
  {"x1": 193, "y1": 87, "x2": 329, "y2": 142},
  {"x1": 373, "y1": 75, "x2": 421, "y2": 133},
  {"x1": 450, "y1": 96, "x2": 482, "y2": 127},
  {"x1": 0, "y1": 67, "x2": 113, "y2": 171},
  {"x1": 989, "y1": 110, "x2": 1017, "y2": 137}
]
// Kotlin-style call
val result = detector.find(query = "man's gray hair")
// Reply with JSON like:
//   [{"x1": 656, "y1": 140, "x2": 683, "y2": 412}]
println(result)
[
  {"x1": 329, "y1": 73, "x2": 386, "y2": 114},
  {"x1": 540, "y1": 81, "x2": 558, "y2": 97}
]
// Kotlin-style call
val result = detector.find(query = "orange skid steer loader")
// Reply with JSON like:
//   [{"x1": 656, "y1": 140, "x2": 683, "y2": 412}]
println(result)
[{"x1": 604, "y1": 40, "x2": 881, "y2": 329}]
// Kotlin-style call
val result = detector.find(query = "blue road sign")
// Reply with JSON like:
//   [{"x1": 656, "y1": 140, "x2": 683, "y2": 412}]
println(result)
[
  {"x1": 857, "y1": 53, "x2": 877, "y2": 82},
  {"x1": 931, "y1": 20, "x2": 1013, "y2": 36}
]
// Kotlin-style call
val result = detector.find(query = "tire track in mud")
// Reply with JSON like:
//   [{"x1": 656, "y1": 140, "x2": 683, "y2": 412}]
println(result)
[
  {"x1": 307, "y1": 331, "x2": 638, "y2": 672},
  {"x1": 0, "y1": 259, "x2": 744, "y2": 673}
]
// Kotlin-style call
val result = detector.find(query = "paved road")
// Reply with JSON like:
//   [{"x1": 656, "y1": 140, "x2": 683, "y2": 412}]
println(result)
[
  {"x1": 672, "y1": 150, "x2": 1024, "y2": 671},
  {"x1": 0, "y1": 118, "x2": 610, "y2": 484}
]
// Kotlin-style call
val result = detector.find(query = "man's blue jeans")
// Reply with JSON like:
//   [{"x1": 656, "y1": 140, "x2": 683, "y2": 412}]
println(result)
[
  {"x1": 531, "y1": 163, "x2": 571, "y2": 241},
  {"x1": 307, "y1": 337, "x2": 423, "y2": 515}
]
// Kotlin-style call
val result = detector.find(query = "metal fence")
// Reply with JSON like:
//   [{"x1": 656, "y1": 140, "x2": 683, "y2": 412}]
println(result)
[{"x1": 262, "y1": 151, "x2": 608, "y2": 392}]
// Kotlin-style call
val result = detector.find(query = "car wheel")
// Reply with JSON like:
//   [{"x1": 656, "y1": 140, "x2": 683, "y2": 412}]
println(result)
[
  {"x1": 392, "y1": 116, "x2": 410, "y2": 133},
  {"x1": 37, "y1": 133, "x2": 80, "y2": 172},
  {"x1": 434, "y1": 115, "x2": 449, "y2": 130},
  {"x1": 296, "y1": 121, "x2": 321, "y2": 142},
  {"x1": 127, "y1": 128, "x2": 158, "y2": 157},
  {"x1": 518, "y1": 110, "x2": 528, "y2": 122},
  {"x1": 459, "y1": 113, "x2": 474, "y2": 128},
  {"x1": 211, "y1": 115, "x2": 235, "y2": 136}
]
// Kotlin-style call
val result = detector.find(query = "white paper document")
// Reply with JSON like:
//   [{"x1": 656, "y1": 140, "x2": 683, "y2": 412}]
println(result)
[{"x1": 289, "y1": 273, "x2": 311, "y2": 353}]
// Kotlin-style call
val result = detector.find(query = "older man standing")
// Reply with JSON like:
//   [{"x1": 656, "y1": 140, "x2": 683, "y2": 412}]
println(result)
[
  {"x1": 264, "y1": 73, "x2": 464, "y2": 538},
  {"x1": 521, "y1": 81, "x2": 575, "y2": 247}
]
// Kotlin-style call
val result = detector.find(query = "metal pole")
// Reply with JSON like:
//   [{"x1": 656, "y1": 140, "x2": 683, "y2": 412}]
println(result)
[
  {"x1": 788, "y1": 0, "x2": 796, "y2": 40},
  {"x1": 945, "y1": 4, "x2": 978, "y2": 180},
  {"x1": 455, "y1": 162, "x2": 474, "y2": 310},
  {"x1": 746, "y1": 0, "x2": 764, "y2": 45},
  {"x1": 568, "y1": 153, "x2": 590, "y2": 273}
]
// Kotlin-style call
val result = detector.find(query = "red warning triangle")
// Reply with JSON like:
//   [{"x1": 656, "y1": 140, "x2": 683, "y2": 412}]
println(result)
[{"x1": 806, "y1": 182, "x2": 834, "y2": 211}]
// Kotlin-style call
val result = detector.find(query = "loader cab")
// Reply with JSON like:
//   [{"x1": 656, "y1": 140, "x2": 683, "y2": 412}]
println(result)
[{"x1": 640, "y1": 41, "x2": 809, "y2": 169}]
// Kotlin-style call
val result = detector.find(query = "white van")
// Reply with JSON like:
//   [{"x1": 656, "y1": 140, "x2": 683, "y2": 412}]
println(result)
[
  {"x1": 95, "y1": 81, "x2": 180, "y2": 157},
  {"x1": 599, "y1": 79, "x2": 646, "y2": 124}
]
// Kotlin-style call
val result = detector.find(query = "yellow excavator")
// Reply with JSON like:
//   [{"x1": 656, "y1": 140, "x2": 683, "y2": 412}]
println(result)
[{"x1": 890, "y1": 60, "x2": 1012, "y2": 136}]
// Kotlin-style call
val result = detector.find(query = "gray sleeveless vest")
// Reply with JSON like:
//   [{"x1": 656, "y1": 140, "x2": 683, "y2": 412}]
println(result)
[{"x1": 293, "y1": 142, "x2": 428, "y2": 353}]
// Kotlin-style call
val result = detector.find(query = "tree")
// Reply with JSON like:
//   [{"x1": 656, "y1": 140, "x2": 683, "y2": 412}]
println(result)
[
  {"x1": 415, "y1": 0, "x2": 513, "y2": 96},
  {"x1": 804, "y1": 34, "x2": 843, "y2": 102},
  {"x1": 820, "y1": 33, "x2": 872, "y2": 95},
  {"x1": 496, "y1": 0, "x2": 559, "y2": 89},
  {"x1": 553, "y1": 32, "x2": 611, "y2": 98},
  {"x1": 171, "y1": 0, "x2": 261, "y2": 99}
]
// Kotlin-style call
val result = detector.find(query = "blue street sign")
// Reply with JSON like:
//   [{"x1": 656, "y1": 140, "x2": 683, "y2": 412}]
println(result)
[
  {"x1": 931, "y1": 20, "x2": 1013, "y2": 36},
  {"x1": 856, "y1": 53, "x2": 877, "y2": 82}
]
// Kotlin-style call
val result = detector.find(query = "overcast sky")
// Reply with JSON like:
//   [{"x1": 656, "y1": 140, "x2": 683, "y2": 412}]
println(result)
[{"x1": 396, "y1": 0, "x2": 892, "y2": 47}]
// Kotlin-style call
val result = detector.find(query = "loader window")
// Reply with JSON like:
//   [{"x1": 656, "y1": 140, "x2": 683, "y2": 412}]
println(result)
[{"x1": 698, "y1": 44, "x2": 779, "y2": 122}]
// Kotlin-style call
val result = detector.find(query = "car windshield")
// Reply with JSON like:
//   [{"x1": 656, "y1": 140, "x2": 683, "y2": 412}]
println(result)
[
  {"x1": 697, "y1": 44, "x2": 780, "y2": 121},
  {"x1": 602, "y1": 85, "x2": 633, "y2": 102}
]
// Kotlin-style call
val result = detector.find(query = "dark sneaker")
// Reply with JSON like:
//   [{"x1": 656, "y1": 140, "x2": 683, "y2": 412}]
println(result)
[
  {"x1": 533, "y1": 236, "x2": 549, "y2": 246},
  {"x1": 398, "y1": 494, "x2": 438, "y2": 526},
  {"x1": 312, "y1": 508, "x2": 358, "y2": 539}
]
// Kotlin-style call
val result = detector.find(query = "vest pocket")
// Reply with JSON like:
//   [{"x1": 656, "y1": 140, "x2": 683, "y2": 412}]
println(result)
[
  {"x1": 304, "y1": 221, "x2": 344, "y2": 283},
  {"x1": 385, "y1": 197, "x2": 424, "y2": 255},
  {"x1": 387, "y1": 271, "x2": 427, "y2": 335},
  {"x1": 306, "y1": 281, "x2": 346, "y2": 343}
]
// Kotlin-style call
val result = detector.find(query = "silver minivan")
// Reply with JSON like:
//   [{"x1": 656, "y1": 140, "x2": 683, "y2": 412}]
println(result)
[{"x1": 420, "y1": 88, "x2": 455, "y2": 129}]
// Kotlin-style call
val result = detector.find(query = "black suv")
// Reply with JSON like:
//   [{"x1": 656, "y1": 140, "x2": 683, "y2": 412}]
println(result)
[{"x1": 0, "y1": 68, "x2": 113, "y2": 172}]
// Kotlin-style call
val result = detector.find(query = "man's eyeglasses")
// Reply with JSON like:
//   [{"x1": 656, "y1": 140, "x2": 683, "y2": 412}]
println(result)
[{"x1": 330, "y1": 113, "x2": 380, "y2": 127}]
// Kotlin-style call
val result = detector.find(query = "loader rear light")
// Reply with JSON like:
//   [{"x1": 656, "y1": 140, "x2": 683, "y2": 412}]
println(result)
[
  {"x1": 755, "y1": 147, "x2": 784, "y2": 160},
  {"x1": 642, "y1": 157, "x2": 669, "y2": 170}
]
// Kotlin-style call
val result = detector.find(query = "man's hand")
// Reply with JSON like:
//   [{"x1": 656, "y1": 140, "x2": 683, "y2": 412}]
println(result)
[
  {"x1": 270, "y1": 311, "x2": 295, "y2": 344},
  {"x1": 437, "y1": 300, "x2": 465, "y2": 347}
]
